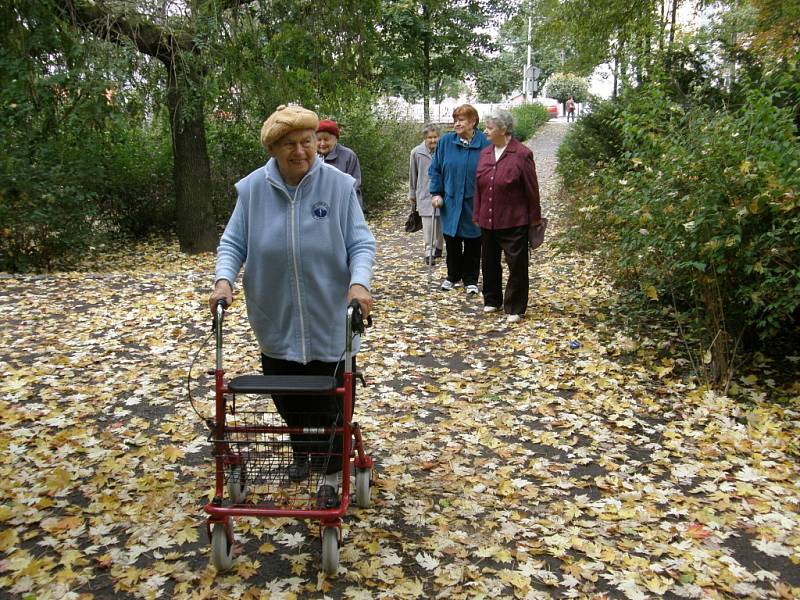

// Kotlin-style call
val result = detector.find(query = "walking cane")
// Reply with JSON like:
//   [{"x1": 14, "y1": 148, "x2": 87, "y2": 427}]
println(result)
[{"x1": 428, "y1": 210, "x2": 438, "y2": 285}]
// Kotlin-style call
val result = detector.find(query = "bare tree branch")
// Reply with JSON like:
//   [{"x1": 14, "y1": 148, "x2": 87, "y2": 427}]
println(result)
[{"x1": 60, "y1": 0, "x2": 195, "y2": 63}]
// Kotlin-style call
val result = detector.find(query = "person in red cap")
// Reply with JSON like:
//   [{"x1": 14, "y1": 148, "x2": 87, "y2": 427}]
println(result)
[{"x1": 316, "y1": 119, "x2": 363, "y2": 207}]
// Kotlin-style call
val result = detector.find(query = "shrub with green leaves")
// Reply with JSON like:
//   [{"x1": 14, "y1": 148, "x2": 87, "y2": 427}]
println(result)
[
  {"x1": 207, "y1": 98, "x2": 419, "y2": 220},
  {"x1": 558, "y1": 82, "x2": 800, "y2": 381},
  {"x1": 331, "y1": 106, "x2": 419, "y2": 213},
  {"x1": 207, "y1": 117, "x2": 265, "y2": 222},
  {"x1": 101, "y1": 122, "x2": 175, "y2": 237},
  {"x1": 510, "y1": 103, "x2": 550, "y2": 141}
]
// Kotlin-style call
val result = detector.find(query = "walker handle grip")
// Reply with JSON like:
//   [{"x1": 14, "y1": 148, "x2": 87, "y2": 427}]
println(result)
[
  {"x1": 213, "y1": 299, "x2": 228, "y2": 331},
  {"x1": 348, "y1": 299, "x2": 372, "y2": 333}
]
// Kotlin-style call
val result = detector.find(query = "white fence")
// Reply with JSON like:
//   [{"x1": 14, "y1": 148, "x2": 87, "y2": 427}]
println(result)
[{"x1": 375, "y1": 96, "x2": 518, "y2": 124}]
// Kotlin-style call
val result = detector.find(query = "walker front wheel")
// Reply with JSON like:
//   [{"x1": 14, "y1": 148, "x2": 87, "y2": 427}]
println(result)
[
  {"x1": 355, "y1": 468, "x2": 371, "y2": 508},
  {"x1": 210, "y1": 522, "x2": 235, "y2": 571},
  {"x1": 321, "y1": 527, "x2": 339, "y2": 575}
]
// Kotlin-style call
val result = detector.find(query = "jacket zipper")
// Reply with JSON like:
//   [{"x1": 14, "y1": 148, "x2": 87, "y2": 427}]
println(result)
[{"x1": 289, "y1": 186, "x2": 307, "y2": 364}]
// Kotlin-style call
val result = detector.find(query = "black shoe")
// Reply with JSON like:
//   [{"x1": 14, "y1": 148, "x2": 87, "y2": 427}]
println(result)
[
  {"x1": 316, "y1": 484, "x2": 339, "y2": 509},
  {"x1": 434, "y1": 248, "x2": 443, "y2": 258},
  {"x1": 287, "y1": 456, "x2": 310, "y2": 482}
]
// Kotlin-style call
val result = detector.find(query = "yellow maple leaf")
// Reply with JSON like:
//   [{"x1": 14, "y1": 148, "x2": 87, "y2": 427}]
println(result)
[
  {"x1": 258, "y1": 542, "x2": 276, "y2": 554},
  {"x1": 492, "y1": 547, "x2": 514, "y2": 563},
  {"x1": 175, "y1": 525, "x2": 199, "y2": 545},
  {"x1": 497, "y1": 479, "x2": 516, "y2": 497},
  {"x1": 644, "y1": 285, "x2": 659, "y2": 301},
  {"x1": 0, "y1": 505, "x2": 12, "y2": 522},
  {"x1": 45, "y1": 467, "x2": 73, "y2": 495},
  {"x1": 163, "y1": 446, "x2": 185, "y2": 462},
  {"x1": 0, "y1": 528, "x2": 19, "y2": 552},
  {"x1": 644, "y1": 574, "x2": 671, "y2": 594},
  {"x1": 59, "y1": 548, "x2": 84, "y2": 568},
  {"x1": 235, "y1": 559, "x2": 259, "y2": 579}
]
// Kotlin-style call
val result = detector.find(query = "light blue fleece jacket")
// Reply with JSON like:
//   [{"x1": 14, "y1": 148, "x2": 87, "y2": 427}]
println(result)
[{"x1": 215, "y1": 156, "x2": 375, "y2": 364}]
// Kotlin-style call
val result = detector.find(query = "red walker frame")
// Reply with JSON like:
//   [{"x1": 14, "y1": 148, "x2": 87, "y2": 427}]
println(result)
[{"x1": 203, "y1": 301, "x2": 374, "y2": 574}]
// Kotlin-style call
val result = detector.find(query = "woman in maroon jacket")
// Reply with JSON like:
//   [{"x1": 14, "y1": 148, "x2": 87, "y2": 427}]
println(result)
[{"x1": 473, "y1": 109, "x2": 542, "y2": 323}]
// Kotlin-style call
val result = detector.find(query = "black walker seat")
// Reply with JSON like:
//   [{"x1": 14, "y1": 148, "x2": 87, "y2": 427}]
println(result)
[{"x1": 227, "y1": 375, "x2": 337, "y2": 395}]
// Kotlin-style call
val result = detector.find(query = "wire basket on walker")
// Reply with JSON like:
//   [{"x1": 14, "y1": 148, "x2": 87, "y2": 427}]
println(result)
[{"x1": 199, "y1": 299, "x2": 374, "y2": 575}]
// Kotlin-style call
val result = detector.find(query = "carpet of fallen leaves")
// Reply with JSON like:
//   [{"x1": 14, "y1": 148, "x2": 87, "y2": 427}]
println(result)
[{"x1": 2, "y1": 122, "x2": 799, "y2": 600}]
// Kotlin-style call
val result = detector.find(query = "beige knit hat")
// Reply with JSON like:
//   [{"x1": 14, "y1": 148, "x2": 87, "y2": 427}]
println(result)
[{"x1": 260, "y1": 104, "x2": 320, "y2": 149}]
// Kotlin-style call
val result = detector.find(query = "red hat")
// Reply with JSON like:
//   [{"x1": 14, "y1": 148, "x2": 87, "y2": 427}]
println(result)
[{"x1": 317, "y1": 119, "x2": 340, "y2": 138}]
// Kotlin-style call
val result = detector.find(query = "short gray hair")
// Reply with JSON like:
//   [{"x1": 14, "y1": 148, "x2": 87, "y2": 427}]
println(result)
[
  {"x1": 422, "y1": 123, "x2": 441, "y2": 136},
  {"x1": 486, "y1": 109, "x2": 515, "y2": 134}
]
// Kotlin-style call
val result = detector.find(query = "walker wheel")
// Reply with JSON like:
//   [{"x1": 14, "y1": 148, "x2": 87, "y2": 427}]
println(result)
[
  {"x1": 321, "y1": 526, "x2": 339, "y2": 575},
  {"x1": 210, "y1": 522, "x2": 234, "y2": 572},
  {"x1": 227, "y1": 464, "x2": 249, "y2": 504},
  {"x1": 355, "y1": 468, "x2": 372, "y2": 508}
]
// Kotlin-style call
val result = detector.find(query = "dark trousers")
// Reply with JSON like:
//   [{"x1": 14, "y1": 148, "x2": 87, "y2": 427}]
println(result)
[
  {"x1": 444, "y1": 234, "x2": 481, "y2": 286},
  {"x1": 261, "y1": 355, "x2": 356, "y2": 474},
  {"x1": 481, "y1": 226, "x2": 529, "y2": 315}
]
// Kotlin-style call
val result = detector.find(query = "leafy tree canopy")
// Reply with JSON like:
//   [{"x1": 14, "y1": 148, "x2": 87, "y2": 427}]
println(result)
[
  {"x1": 378, "y1": 0, "x2": 507, "y2": 119},
  {"x1": 544, "y1": 72, "x2": 589, "y2": 103}
]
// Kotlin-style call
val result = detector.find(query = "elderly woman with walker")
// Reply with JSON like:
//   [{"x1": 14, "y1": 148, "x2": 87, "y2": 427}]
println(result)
[
  {"x1": 474, "y1": 109, "x2": 542, "y2": 323},
  {"x1": 209, "y1": 104, "x2": 375, "y2": 508}
]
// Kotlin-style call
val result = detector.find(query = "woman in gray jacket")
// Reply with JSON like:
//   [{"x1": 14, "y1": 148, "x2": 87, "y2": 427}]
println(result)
[{"x1": 408, "y1": 123, "x2": 442, "y2": 264}]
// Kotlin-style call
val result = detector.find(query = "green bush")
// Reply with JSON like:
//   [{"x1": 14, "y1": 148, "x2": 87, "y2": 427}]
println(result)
[
  {"x1": 101, "y1": 122, "x2": 175, "y2": 237},
  {"x1": 337, "y1": 115, "x2": 419, "y2": 214},
  {"x1": 510, "y1": 103, "x2": 550, "y2": 142},
  {"x1": 0, "y1": 178, "x2": 98, "y2": 273},
  {"x1": 207, "y1": 117, "x2": 265, "y2": 222},
  {"x1": 0, "y1": 106, "x2": 105, "y2": 271},
  {"x1": 557, "y1": 99, "x2": 624, "y2": 191},
  {"x1": 318, "y1": 96, "x2": 418, "y2": 214},
  {"x1": 558, "y1": 82, "x2": 800, "y2": 381}
]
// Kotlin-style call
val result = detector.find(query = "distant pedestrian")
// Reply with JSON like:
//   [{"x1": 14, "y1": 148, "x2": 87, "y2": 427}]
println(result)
[
  {"x1": 566, "y1": 97, "x2": 576, "y2": 122},
  {"x1": 409, "y1": 124, "x2": 443, "y2": 265},
  {"x1": 429, "y1": 104, "x2": 490, "y2": 295},
  {"x1": 474, "y1": 109, "x2": 541, "y2": 323},
  {"x1": 317, "y1": 120, "x2": 363, "y2": 206}
]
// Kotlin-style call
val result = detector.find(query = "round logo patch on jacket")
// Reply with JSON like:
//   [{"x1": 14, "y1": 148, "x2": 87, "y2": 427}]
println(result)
[{"x1": 312, "y1": 202, "x2": 330, "y2": 220}]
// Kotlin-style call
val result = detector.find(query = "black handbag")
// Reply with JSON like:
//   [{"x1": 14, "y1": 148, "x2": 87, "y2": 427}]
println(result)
[
  {"x1": 404, "y1": 210, "x2": 423, "y2": 233},
  {"x1": 528, "y1": 217, "x2": 548, "y2": 250}
]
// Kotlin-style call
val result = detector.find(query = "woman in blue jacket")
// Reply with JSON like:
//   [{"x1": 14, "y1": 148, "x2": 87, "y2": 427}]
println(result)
[{"x1": 429, "y1": 104, "x2": 490, "y2": 294}]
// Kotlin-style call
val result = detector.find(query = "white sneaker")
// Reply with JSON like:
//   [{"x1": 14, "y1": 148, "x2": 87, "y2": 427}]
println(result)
[
  {"x1": 440, "y1": 279, "x2": 455, "y2": 290},
  {"x1": 507, "y1": 314, "x2": 521, "y2": 323},
  {"x1": 465, "y1": 284, "x2": 479, "y2": 295},
  {"x1": 483, "y1": 305, "x2": 501, "y2": 313}
]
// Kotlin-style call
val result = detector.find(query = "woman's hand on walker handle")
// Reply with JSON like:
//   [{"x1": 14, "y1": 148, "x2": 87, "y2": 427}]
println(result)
[
  {"x1": 431, "y1": 195, "x2": 443, "y2": 208},
  {"x1": 348, "y1": 284, "x2": 373, "y2": 320},
  {"x1": 209, "y1": 279, "x2": 233, "y2": 315}
]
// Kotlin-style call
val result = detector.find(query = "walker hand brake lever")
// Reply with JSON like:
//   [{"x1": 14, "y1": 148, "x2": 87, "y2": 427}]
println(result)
[{"x1": 356, "y1": 371, "x2": 367, "y2": 387}]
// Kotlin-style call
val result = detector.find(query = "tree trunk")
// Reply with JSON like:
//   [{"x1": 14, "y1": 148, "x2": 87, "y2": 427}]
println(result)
[
  {"x1": 166, "y1": 62, "x2": 217, "y2": 254},
  {"x1": 668, "y1": 0, "x2": 679, "y2": 53},
  {"x1": 701, "y1": 279, "x2": 732, "y2": 385},
  {"x1": 423, "y1": 65, "x2": 431, "y2": 123},
  {"x1": 59, "y1": 0, "x2": 225, "y2": 254}
]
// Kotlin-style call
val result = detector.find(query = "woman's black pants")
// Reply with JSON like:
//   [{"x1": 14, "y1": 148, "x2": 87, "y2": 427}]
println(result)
[
  {"x1": 480, "y1": 226, "x2": 529, "y2": 315},
  {"x1": 261, "y1": 355, "x2": 355, "y2": 474},
  {"x1": 444, "y1": 234, "x2": 481, "y2": 286}
]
